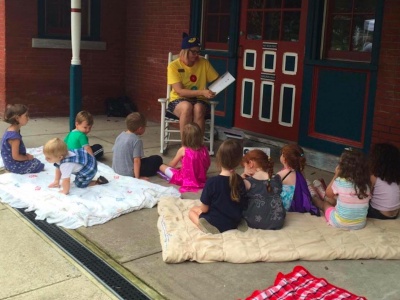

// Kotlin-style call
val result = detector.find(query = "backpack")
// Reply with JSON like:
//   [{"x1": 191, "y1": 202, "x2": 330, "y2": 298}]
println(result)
[{"x1": 105, "y1": 96, "x2": 137, "y2": 117}]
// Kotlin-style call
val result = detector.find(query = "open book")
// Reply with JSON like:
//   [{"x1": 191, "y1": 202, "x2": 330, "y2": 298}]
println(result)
[{"x1": 208, "y1": 71, "x2": 236, "y2": 95}]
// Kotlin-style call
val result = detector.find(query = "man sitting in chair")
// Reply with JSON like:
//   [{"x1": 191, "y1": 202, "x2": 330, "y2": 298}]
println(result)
[{"x1": 167, "y1": 32, "x2": 219, "y2": 137}]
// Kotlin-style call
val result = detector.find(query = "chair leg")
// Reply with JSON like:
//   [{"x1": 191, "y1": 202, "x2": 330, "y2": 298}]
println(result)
[
  {"x1": 164, "y1": 121, "x2": 170, "y2": 152},
  {"x1": 160, "y1": 101, "x2": 166, "y2": 154},
  {"x1": 209, "y1": 102, "x2": 216, "y2": 156}
]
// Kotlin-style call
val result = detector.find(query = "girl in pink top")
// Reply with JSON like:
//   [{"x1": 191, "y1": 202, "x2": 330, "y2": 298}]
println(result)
[{"x1": 159, "y1": 123, "x2": 210, "y2": 193}]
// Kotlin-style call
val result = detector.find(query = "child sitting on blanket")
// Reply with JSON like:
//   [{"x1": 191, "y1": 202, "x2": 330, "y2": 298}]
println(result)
[
  {"x1": 64, "y1": 110, "x2": 104, "y2": 160},
  {"x1": 43, "y1": 138, "x2": 108, "y2": 195},
  {"x1": 310, "y1": 148, "x2": 371, "y2": 230},
  {"x1": 1, "y1": 104, "x2": 44, "y2": 174},
  {"x1": 112, "y1": 112, "x2": 163, "y2": 180},
  {"x1": 241, "y1": 149, "x2": 286, "y2": 230},
  {"x1": 158, "y1": 122, "x2": 210, "y2": 192},
  {"x1": 189, "y1": 139, "x2": 248, "y2": 234},
  {"x1": 276, "y1": 144, "x2": 319, "y2": 216},
  {"x1": 367, "y1": 143, "x2": 400, "y2": 220}
]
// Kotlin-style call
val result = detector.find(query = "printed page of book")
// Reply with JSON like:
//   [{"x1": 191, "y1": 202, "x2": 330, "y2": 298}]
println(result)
[{"x1": 208, "y1": 71, "x2": 236, "y2": 95}]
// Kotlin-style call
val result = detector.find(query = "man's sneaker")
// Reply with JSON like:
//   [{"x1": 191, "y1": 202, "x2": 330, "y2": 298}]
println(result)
[
  {"x1": 198, "y1": 218, "x2": 220, "y2": 234},
  {"x1": 306, "y1": 179, "x2": 318, "y2": 198},
  {"x1": 313, "y1": 179, "x2": 326, "y2": 200}
]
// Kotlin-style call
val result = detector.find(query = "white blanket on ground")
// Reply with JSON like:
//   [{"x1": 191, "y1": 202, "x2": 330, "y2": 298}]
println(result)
[
  {"x1": 0, "y1": 147, "x2": 180, "y2": 229},
  {"x1": 157, "y1": 196, "x2": 400, "y2": 263}
]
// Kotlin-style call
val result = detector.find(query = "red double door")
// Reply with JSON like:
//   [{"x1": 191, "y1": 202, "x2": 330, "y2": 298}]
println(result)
[{"x1": 234, "y1": 0, "x2": 308, "y2": 141}]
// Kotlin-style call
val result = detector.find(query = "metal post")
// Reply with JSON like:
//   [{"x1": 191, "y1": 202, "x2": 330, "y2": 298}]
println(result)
[{"x1": 70, "y1": 0, "x2": 82, "y2": 131}]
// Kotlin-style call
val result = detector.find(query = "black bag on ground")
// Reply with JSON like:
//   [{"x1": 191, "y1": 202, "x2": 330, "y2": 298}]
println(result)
[{"x1": 105, "y1": 96, "x2": 137, "y2": 117}]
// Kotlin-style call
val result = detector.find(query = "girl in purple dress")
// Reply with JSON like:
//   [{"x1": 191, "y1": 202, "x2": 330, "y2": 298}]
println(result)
[
  {"x1": 1, "y1": 104, "x2": 44, "y2": 174},
  {"x1": 159, "y1": 122, "x2": 210, "y2": 192}
]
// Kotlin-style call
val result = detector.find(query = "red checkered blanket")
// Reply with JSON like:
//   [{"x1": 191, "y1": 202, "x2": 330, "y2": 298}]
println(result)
[{"x1": 245, "y1": 266, "x2": 366, "y2": 300}]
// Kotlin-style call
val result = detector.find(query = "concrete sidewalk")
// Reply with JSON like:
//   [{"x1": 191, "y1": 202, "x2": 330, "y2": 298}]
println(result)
[
  {"x1": 1, "y1": 115, "x2": 400, "y2": 300},
  {"x1": 0, "y1": 203, "x2": 116, "y2": 299}
]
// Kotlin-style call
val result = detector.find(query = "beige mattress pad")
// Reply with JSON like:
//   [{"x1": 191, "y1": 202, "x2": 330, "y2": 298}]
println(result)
[{"x1": 157, "y1": 196, "x2": 400, "y2": 263}]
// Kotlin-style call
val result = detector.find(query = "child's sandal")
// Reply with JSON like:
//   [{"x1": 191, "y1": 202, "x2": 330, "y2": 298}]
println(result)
[{"x1": 96, "y1": 176, "x2": 109, "y2": 185}]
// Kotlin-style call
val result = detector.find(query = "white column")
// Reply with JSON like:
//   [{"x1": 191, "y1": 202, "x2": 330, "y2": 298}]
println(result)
[{"x1": 71, "y1": 0, "x2": 81, "y2": 65}]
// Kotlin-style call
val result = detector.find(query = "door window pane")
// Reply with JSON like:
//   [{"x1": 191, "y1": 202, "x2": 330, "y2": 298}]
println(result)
[
  {"x1": 247, "y1": 11, "x2": 263, "y2": 40},
  {"x1": 248, "y1": 0, "x2": 264, "y2": 9},
  {"x1": 246, "y1": 1, "x2": 301, "y2": 41},
  {"x1": 206, "y1": 16, "x2": 219, "y2": 42},
  {"x1": 204, "y1": 0, "x2": 232, "y2": 50},
  {"x1": 330, "y1": 17, "x2": 351, "y2": 51},
  {"x1": 352, "y1": 15, "x2": 374, "y2": 52},
  {"x1": 325, "y1": 0, "x2": 377, "y2": 61},
  {"x1": 282, "y1": 11, "x2": 300, "y2": 41},
  {"x1": 284, "y1": 0, "x2": 301, "y2": 8},
  {"x1": 354, "y1": 0, "x2": 376, "y2": 13},
  {"x1": 266, "y1": 0, "x2": 282, "y2": 8},
  {"x1": 263, "y1": 12, "x2": 281, "y2": 40},
  {"x1": 333, "y1": 0, "x2": 352, "y2": 13}
]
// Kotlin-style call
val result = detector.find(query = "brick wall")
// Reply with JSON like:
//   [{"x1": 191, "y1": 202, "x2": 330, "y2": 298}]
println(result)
[
  {"x1": 3, "y1": 0, "x2": 399, "y2": 151},
  {"x1": 372, "y1": 0, "x2": 400, "y2": 148},
  {"x1": 124, "y1": 1, "x2": 190, "y2": 123},
  {"x1": 0, "y1": 1, "x2": 5, "y2": 114},
  {"x1": 2, "y1": 0, "x2": 127, "y2": 117}
]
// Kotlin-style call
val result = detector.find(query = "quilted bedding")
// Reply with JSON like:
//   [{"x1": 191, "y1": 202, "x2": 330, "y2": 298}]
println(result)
[
  {"x1": 157, "y1": 196, "x2": 400, "y2": 263},
  {"x1": 0, "y1": 147, "x2": 180, "y2": 229}
]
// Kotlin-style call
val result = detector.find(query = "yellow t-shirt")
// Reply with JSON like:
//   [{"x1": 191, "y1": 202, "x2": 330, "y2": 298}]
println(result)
[{"x1": 167, "y1": 57, "x2": 219, "y2": 102}]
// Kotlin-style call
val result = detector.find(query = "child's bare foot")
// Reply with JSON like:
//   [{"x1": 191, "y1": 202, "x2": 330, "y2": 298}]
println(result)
[
  {"x1": 306, "y1": 179, "x2": 318, "y2": 199},
  {"x1": 319, "y1": 178, "x2": 327, "y2": 190},
  {"x1": 313, "y1": 179, "x2": 326, "y2": 200}
]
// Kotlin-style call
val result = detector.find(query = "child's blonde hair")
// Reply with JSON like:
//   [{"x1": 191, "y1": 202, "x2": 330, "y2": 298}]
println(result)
[
  {"x1": 75, "y1": 111, "x2": 94, "y2": 126},
  {"x1": 126, "y1": 112, "x2": 146, "y2": 132},
  {"x1": 4, "y1": 104, "x2": 28, "y2": 125},
  {"x1": 216, "y1": 139, "x2": 243, "y2": 202},
  {"x1": 43, "y1": 138, "x2": 68, "y2": 158},
  {"x1": 182, "y1": 123, "x2": 203, "y2": 149},
  {"x1": 281, "y1": 144, "x2": 306, "y2": 172}
]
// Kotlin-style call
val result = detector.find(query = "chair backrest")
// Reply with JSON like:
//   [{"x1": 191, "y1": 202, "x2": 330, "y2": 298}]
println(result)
[{"x1": 166, "y1": 52, "x2": 209, "y2": 99}]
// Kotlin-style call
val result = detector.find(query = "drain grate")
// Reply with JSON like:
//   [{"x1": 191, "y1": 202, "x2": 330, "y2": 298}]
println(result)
[{"x1": 17, "y1": 208, "x2": 151, "y2": 300}]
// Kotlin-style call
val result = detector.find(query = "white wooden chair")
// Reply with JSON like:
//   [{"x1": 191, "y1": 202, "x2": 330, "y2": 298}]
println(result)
[{"x1": 158, "y1": 52, "x2": 217, "y2": 155}]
